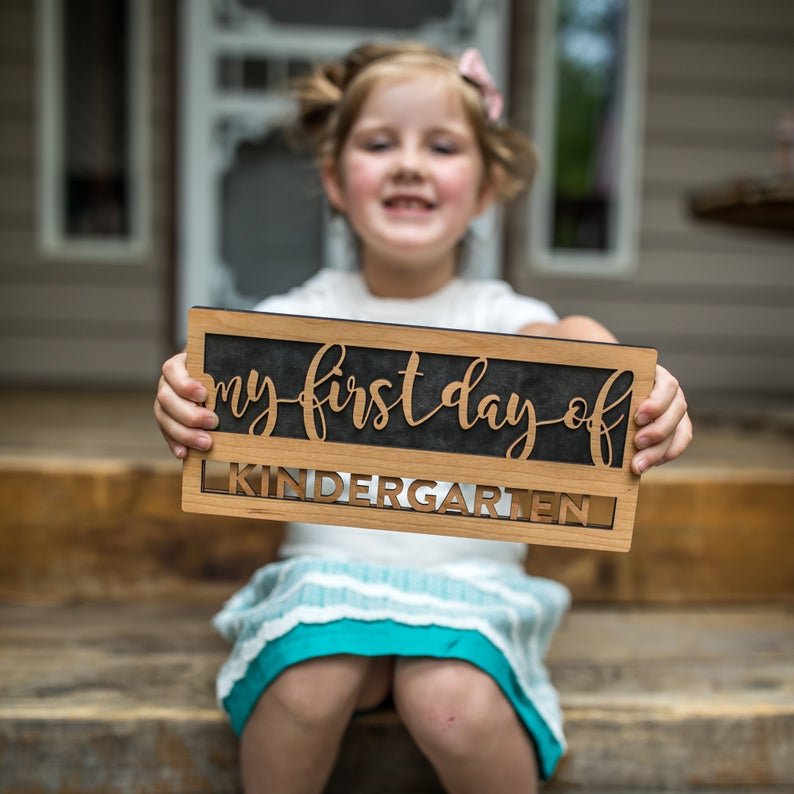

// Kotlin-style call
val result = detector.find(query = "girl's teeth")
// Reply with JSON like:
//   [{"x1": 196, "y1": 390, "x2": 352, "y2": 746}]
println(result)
[{"x1": 389, "y1": 199, "x2": 430, "y2": 208}]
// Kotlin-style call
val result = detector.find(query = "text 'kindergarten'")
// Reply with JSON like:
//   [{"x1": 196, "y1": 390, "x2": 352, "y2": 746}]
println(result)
[{"x1": 202, "y1": 462, "x2": 617, "y2": 530}]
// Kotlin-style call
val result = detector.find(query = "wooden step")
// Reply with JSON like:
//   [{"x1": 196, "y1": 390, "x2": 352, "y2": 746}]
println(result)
[
  {"x1": 2, "y1": 459, "x2": 792, "y2": 604},
  {"x1": 1, "y1": 601, "x2": 791, "y2": 793},
  {"x1": 2, "y1": 388, "x2": 793, "y2": 604}
]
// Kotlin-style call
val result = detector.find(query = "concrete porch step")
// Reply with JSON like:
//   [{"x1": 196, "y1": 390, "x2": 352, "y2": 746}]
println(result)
[{"x1": 1, "y1": 601, "x2": 792, "y2": 793}]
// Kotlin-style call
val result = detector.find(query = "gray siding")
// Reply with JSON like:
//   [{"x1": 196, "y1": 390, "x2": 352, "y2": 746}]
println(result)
[
  {"x1": 0, "y1": 0, "x2": 174, "y2": 387},
  {"x1": 507, "y1": 0, "x2": 794, "y2": 409}
]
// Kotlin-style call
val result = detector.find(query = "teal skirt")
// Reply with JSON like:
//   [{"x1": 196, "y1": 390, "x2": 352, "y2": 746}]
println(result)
[{"x1": 213, "y1": 556, "x2": 570, "y2": 780}]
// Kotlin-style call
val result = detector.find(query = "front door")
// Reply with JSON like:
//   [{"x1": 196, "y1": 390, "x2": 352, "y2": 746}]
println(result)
[{"x1": 177, "y1": 0, "x2": 511, "y2": 340}]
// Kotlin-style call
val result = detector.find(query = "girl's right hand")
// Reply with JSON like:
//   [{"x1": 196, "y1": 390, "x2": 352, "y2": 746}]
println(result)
[{"x1": 154, "y1": 351, "x2": 219, "y2": 459}]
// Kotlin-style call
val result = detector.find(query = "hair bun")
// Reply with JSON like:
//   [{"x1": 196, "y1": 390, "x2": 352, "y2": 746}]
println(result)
[{"x1": 290, "y1": 62, "x2": 344, "y2": 148}]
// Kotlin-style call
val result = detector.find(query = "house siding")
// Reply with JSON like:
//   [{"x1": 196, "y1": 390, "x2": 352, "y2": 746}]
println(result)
[
  {"x1": 506, "y1": 0, "x2": 794, "y2": 407},
  {"x1": 0, "y1": 0, "x2": 175, "y2": 387}
]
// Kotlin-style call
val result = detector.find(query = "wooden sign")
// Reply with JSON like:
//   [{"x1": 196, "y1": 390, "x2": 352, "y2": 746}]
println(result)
[{"x1": 182, "y1": 307, "x2": 657, "y2": 552}]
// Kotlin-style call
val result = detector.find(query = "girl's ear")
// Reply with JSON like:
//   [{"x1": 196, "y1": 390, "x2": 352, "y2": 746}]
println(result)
[
  {"x1": 474, "y1": 165, "x2": 501, "y2": 217},
  {"x1": 321, "y1": 159, "x2": 346, "y2": 213}
]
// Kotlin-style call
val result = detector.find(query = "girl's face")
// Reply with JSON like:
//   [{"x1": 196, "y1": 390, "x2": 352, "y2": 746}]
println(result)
[{"x1": 323, "y1": 72, "x2": 495, "y2": 297}]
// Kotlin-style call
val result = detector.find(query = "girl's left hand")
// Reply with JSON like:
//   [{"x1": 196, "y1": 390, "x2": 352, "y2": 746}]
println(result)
[{"x1": 631, "y1": 364, "x2": 693, "y2": 475}]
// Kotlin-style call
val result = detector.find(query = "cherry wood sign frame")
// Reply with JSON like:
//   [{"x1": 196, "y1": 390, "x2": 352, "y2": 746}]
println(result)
[{"x1": 182, "y1": 307, "x2": 657, "y2": 552}]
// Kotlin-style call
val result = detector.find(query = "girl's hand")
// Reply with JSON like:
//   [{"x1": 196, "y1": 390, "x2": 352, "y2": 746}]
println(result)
[
  {"x1": 521, "y1": 317, "x2": 692, "y2": 475},
  {"x1": 631, "y1": 364, "x2": 693, "y2": 475},
  {"x1": 154, "y1": 351, "x2": 218, "y2": 459}
]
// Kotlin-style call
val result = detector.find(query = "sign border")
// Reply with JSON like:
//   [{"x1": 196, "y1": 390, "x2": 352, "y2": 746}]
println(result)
[{"x1": 182, "y1": 307, "x2": 657, "y2": 552}]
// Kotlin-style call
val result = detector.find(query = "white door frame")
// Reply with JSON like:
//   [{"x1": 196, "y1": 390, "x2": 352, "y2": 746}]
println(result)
[{"x1": 177, "y1": 0, "x2": 510, "y2": 341}]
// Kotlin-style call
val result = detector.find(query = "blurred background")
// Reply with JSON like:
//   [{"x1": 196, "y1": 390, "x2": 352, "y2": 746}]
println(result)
[
  {"x1": 0, "y1": 0, "x2": 792, "y2": 413},
  {"x1": 0, "y1": 4, "x2": 792, "y2": 792}
]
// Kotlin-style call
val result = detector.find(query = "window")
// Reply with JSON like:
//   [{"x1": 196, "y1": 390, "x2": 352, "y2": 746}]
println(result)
[
  {"x1": 37, "y1": 0, "x2": 150, "y2": 258},
  {"x1": 530, "y1": 0, "x2": 646, "y2": 276}
]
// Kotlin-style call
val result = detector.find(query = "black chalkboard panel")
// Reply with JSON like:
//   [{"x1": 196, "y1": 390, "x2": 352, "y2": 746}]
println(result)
[{"x1": 203, "y1": 334, "x2": 633, "y2": 467}]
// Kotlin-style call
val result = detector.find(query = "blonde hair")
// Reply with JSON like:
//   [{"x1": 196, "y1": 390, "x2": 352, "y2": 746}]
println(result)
[{"x1": 290, "y1": 41, "x2": 536, "y2": 202}]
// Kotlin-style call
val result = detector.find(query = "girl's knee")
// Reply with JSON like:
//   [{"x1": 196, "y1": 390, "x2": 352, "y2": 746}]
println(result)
[
  {"x1": 393, "y1": 659, "x2": 512, "y2": 757},
  {"x1": 257, "y1": 655, "x2": 371, "y2": 729}
]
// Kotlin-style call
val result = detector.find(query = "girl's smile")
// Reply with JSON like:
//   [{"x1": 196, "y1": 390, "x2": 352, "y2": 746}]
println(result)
[
  {"x1": 322, "y1": 73, "x2": 496, "y2": 298},
  {"x1": 382, "y1": 192, "x2": 437, "y2": 213}
]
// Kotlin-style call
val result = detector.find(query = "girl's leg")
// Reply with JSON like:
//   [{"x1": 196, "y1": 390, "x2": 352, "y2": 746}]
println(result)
[
  {"x1": 392, "y1": 658, "x2": 539, "y2": 794},
  {"x1": 240, "y1": 654, "x2": 393, "y2": 794}
]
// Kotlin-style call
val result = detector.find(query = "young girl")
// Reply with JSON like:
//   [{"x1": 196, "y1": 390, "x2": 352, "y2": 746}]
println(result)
[{"x1": 155, "y1": 42, "x2": 692, "y2": 794}]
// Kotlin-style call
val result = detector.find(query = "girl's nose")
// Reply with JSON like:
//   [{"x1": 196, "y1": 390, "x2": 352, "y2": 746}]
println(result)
[{"x1": 391, "y1": 145, "x2": 425, "y2": 181}]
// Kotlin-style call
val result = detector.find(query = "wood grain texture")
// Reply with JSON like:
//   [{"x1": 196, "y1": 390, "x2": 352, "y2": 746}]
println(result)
[
  {"x1": 1, "y1": 602, "x2": 791, "y2": 792},
  {"x1": 527, "y1": 472, "x2": 794, "y2": 603},
  {"x1": 2, "y1": 465, "x2": 792, "y2": 604},
  {"x1": 1, "y1": 389, "x2": 791, "y2": 604},
  {"x1": 0, "y1": 464, "x2": 283, "y2": 603},
  {"x1": 183, "y1": 309, "x2": 656, "y2": 551}
]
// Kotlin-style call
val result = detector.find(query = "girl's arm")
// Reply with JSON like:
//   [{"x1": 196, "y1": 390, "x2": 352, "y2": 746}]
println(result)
[
  {"x1": 154, "y1": 351, "x2": 218, "y2": 459},
  {"x1": 519, "y1": 316, "x2": 693, "y2": 475}
]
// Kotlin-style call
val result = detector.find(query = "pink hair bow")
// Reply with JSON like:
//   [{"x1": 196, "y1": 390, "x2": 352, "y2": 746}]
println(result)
[{"x1": 458, "y1": 48, "x2": 504, "y2": 123}]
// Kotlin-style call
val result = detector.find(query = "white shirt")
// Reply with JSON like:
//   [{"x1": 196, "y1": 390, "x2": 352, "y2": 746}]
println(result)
[{"x1": 253, "y1": 269, "x2": 558, "y2": 567}]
